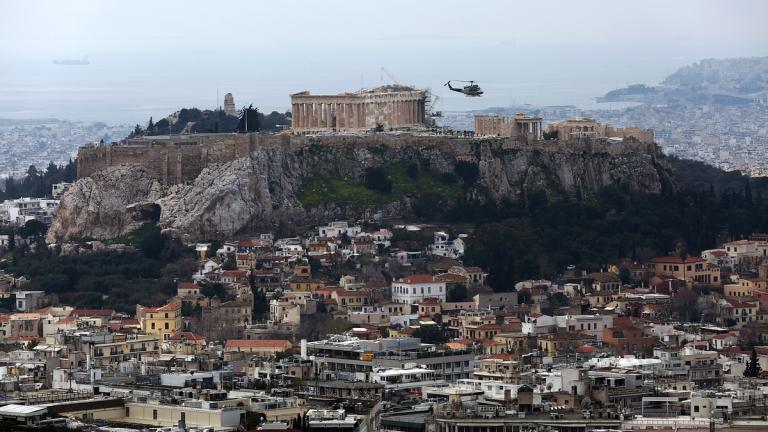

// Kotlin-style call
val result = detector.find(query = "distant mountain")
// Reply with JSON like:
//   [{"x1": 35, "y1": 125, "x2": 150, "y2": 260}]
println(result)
[
  {"x1": 53, "y1": 56, "x2": 90, "y2": 66},
  {"x1": 599, "y1": 57, "x2": 768, "y2": 105}
]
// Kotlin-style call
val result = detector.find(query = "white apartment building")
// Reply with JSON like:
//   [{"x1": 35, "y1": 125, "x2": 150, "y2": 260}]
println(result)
[
  {"x1": 0, "y1": 197, "x2": 59, "y2": 226},
  {"x1": 391, "y1": 274, "x2": 446, "y2": 304},
  {"x1": 554, "y1": 314, "x2": 614, "y2": 342},
  {"x1": 318, "y1": 221, "x2": 361, "y2": 238}
]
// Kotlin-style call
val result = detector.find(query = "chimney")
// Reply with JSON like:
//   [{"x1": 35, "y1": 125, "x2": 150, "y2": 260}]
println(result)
[{"x1": 301, "y1": 339, "x2": 308, "y2": 360}]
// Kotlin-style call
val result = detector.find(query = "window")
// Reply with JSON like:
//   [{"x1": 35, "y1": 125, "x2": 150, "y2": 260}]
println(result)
[
  {"x1": 165, "y1": 323, "x2": 170, "y2": 329},
  {"x1": 180, "y1": 412, "x2": 185, "y2": 423},
  {"x1": 153, "y1": 409, "x2": 158, "y2": 419},
  {"x1": 151, "y1": 322, "x2": 156, "y2": 329},
  {"x1": 125, "y1": 407, "x2": 130, "y2": 416},
  {"x1": 694, "y1": 406, "x2": 699, "y2": 413}
]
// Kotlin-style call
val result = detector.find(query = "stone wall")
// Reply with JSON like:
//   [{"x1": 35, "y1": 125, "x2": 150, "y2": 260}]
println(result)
[{"x1": 77, "y1": 132, "x2": 660, "y2": 184}]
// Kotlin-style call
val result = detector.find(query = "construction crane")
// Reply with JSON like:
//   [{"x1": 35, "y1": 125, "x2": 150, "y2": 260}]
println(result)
[{"x1": 380, "y1": 67, "x2": 401, "y2": 85}]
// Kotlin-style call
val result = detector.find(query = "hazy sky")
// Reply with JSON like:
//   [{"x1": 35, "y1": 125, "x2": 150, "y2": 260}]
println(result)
[{"x1": 1, "y1": 0, "x2": 767, "y2": 123}]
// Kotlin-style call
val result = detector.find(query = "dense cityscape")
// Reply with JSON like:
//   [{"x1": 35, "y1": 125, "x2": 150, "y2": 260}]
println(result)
[{"x1": 1, "y1": 1, "x2": 768, "y2": 431}]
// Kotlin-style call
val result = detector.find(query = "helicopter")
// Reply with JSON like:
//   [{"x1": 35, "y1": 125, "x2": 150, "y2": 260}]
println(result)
[{"x1": 444, "y1": 80, "x2": 484, "y2": 97}]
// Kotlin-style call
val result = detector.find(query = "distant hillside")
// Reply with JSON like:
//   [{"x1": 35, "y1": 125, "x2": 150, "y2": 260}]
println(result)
[
  {"x1": 599, "y1": 57, "x2": 768, "y2": 105},
  {"x1": 669, "y1": 156, "x2": 768, "y2": 195}
]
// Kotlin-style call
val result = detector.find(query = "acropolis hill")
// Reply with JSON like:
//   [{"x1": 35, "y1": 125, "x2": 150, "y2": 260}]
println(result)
[
  {"x1": 57, "y1": 126, "x2": 669, "y2": 243},
  {"x1": 76, "y1": 131, "x2": 660, "y2": 184},
  {"x1": 57, "y1": 86, "x2": 667, "y2": 242}
]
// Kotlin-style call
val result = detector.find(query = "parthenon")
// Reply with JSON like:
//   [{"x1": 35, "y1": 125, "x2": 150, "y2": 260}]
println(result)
[{"x1": 290, "y1": 85, "x2": 427, "y2": 131}]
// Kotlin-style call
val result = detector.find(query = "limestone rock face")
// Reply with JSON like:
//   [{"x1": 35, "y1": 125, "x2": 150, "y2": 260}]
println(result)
[
  {"x1": 156, "y1": 153, "x2": 304, "y2": 243},
  {"x1": 47, "y1": 164, "x2": 163, "y2": 242},
  {"x1": 49, "y1": 139, "x2": 671, "y2": 242}
]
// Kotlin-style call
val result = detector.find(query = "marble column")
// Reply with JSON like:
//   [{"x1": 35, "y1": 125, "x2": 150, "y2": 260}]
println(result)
[
  {"x1": 349, "y1": 103, "x2": 357, "y2": 129},
  {"x1": 346, "y1": 103, "x2": 353, "y2": 128},
  {"x1": 325, "y1": 104, "x2": 332, "y2": 129},
  {"x1": 315, "y1": 103, "x2": 322, "y2": 128}
]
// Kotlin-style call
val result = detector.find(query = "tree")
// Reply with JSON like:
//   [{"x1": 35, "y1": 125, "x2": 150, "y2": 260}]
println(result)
[
  {"x1": 20, "y1": 220, "x2": 47, "y2": 241},
  {"x1": 549, "y1": 292, "x2": 569, "y2": 308},
  {"x1": 542, "y1": 129, "x2": 558, "y2": 140},
  {"x1": 447, "y1": 284, "x2": 468, "y2": 302},
  {"x1": 413, "y1": 325, "x2": 448, "y2": 344},
  {"x1": 364, "y1": 167, "x2": 392, "y2": 194},
  {"x1": 237, "y1": 104, "x2": 260, "y2": 132},
  {"x1": 147, "y1": 116, "x2": 155, "y2": 133},
  {"x1": 138, "y1": 224, "x2": 165, "y2": 259},
  {"x1": 406, "y1": 163, "x2": 419, "y2": 180},
  {"x1": 744, "y1": 348, "x2": 762, "y2": 378},
  {"x1": 454, "y1": 161, "x2": 480, "y2": 188},
  {"x1": 517, "y1": 290, "x2": 532, "y2": 304}
]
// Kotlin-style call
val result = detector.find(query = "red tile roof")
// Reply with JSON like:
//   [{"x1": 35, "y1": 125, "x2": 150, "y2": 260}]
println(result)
[
  {"x1": 70, "y1": 309, "x2": 116, "y2": 317},
  {"x1": 221, "y1": 270, "x2": 248, "y2": 277},
  {"x1": 397, "y1": 274, "x2": 435, "y2": 284},
  {"x1": 142, "y1": 303, "x2": 180, "y2": 313},
  {"x1": 170, "y1": 332, "x2": 206, "y2": 343},
  {"x1": 649, "y1": 256, "x2": 705, "y2": 264}
]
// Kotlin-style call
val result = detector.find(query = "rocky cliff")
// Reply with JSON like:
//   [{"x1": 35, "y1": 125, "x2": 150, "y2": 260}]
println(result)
[{"x1": 49, "y1": 135, "x2": 671, "y2": 243}]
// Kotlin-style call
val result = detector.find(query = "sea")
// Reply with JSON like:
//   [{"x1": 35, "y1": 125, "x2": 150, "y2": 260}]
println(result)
[{"x1": 0, "y1": 46, "x2": 703, "y2": 126}]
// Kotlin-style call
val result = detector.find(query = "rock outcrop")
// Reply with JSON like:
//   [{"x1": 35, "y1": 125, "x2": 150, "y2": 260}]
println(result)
[
  {"x1": 49, "y1": 136, "x2": 671, "y2": 243},
  {"x1": 47, "y1": 164, "x2": 164, "y2": 242}
]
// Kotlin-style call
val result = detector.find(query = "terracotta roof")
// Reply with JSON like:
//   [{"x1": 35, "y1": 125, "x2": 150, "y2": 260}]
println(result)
[
  {"x1": 221, "y1": 270, "x2": 248, "y2": 277},
  {"x1": 434, "y1": 273, "x2": 467, "y2": 283},
  {"x1": 649, "y1": 256, "x2": 705, "y2": 264},
  {"x1": 397, "y1": 274, "x2": 435, "y2": 284},
  {"x1": 170, "y1": 332, "x2": 206, "y2": 343},
  {"x1": 480, "y1": 338, "x2": 498, "y2": 347},
  {"x1": 725, "y1": 298, "x2": 757, "y2": 308},
  {"x1": 142, "y1": 303, "x2": 180, "y2": 313},
  {"x1": 420, "y1": 298, "x2": 441, "y2": 305},
  {"x1": 587, "y1": 272, "x2": 621, "y2": 283}
]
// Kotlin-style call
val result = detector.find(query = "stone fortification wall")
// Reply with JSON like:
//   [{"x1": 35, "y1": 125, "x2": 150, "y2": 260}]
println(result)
[{"x1": 77, "y1": 132, "x2": 659, "y2": 183}]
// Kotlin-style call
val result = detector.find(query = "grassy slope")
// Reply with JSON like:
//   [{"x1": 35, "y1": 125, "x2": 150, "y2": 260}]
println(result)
[{"x1": 299, "y1": 163, "x2": 461, "y2": 208}]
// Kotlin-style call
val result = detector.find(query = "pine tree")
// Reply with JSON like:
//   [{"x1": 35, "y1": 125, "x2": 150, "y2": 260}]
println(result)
[{"x1": 744, "y1": 348, "x2": 762, "y2": 378}]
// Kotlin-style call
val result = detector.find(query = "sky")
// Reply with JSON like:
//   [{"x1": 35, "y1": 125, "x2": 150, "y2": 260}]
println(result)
[{"x1": 1, "y1": 0, "x2": 767, "y2": 123}]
